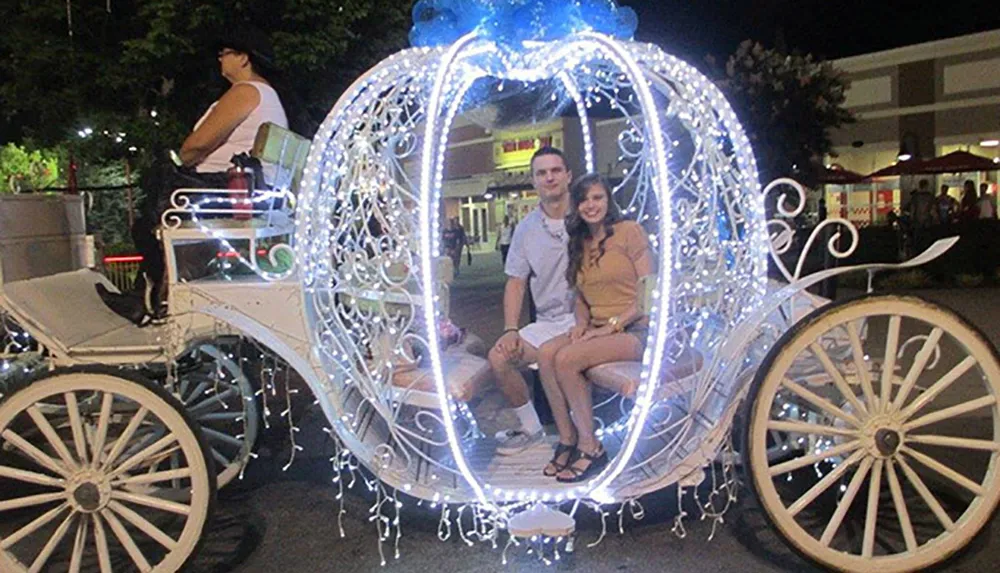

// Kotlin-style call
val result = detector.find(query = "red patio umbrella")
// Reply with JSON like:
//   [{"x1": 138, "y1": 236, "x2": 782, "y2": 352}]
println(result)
[
  {"x1": 818, "y1": 165, "x2": 866, "y2": 184},
  {"x1": 865, "y1": 159, "x2": 925, "y2": 179},
  {"x1": 914, "y1": 150, "x2": 999, "y2": 174}
]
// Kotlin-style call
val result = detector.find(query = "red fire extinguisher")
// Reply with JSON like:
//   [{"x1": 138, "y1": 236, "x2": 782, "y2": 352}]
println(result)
[{"x1": 227, "y1": 166, "x2": 253, "y2": 220}]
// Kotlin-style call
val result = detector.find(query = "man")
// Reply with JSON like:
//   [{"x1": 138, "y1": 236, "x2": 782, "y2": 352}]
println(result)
[
  {"x1": 934, "y1": 184, "x2": 958, "y2": 225},
  {"x1": 489, "y1": 147, "x2": 577, "y2": 455},
  {"x1": 905, "y1": 179, "x2": 934, "y2": 229},
  {"x1": 977, "y1": 182, "x2": 997, "y2": 219}
]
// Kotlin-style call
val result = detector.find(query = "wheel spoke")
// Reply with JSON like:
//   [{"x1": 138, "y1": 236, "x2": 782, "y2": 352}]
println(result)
[
  {"x1": 904, "y1": 395, "x2": 996, "y2": 432},
  {"x1": 64, "y1": 392, "x2": 89, "y2": 466},
  {"x1": 187, "y1": 387, "x2": 239, "y2": 416},
  {"x1": 101, "y1": 406, "x2": 149, "y2": 471},
  {"x1": 820, "y1": 456, "x2": 874, "y2": 547},
  {"x1": 862, "y1": 459, "x2": 884, "y2": 558},
  {"x1": 116, "y1": 467, "x2": 192, "y2": 486},
  {"x1": 769, "y1": 440, "x2": 862, "y2": 477},
  {"x1": 108, "y1": 500, "x2": 178, "y2": 551},
  {"x1": 0, "y1": 464, "x2": 65, "y2": 488},
  {"x1": 896, "y1": 456, "x2": 956, "y2": 531},
  {"x1": 898, "y1": 357, "x2": 977, "y2": 422},
  {"x1": 102, "y1": 507, "x2": 153, "y2": 572},
  {"x1": 780, "y1": 379, "x2": 863, "y2": 428},
  {"x1": 810, "y1": 343, "x2": 868, "y2": 416},
  {"x1": 111, "y1": 490, "x2": 191, "y2": 516},
  {"x1": 29, "y1": 510, "x2": 76, "y2": 573},
  {"x1": 786, "y1": 449, "x2": 867, "y2": 517},
  {"x1": 890, "y1": 328, "x2": 943, "y2": 412},
  {"x1": 901, "y1": 446, "x2": 983, "y2": 495},
  {"x1": 183, "y1": 381, "x2": 211, "y2": 406},
  {"x1": 212, "y1": 446, "x2": 230, "y2": 467},
  {"x1": 1, "y1": 429, "x2": 70, "y2": 477},
  {"x1": 767, "y1": 420, "x2": 858, "y2": 437},
  {"x1": 26, "y1": 405, "x2": 79, "y2": 470},
  {"x1": 879, "y1": 316, "x2": 902, "y2": 408},
  {"x1": 907, "y1": 434, "x2": 1000, "y2": 451},
  {"x1": 90, "y1": 392, "x2": 115, "y2": 468},
  {"x1": 0, "y1": 491, "x2": 66, "y2": 512},
  {"x1": 107, "y1": 434, "x2": 178, "y2": 480},
  {"x1": 68, "y1": 516, "x2": 88, "y2": 573},
  {"x1": 92, "y1": 513, "x2": 113, "y2": 573},
  {"x1": 201, "y1": 425, "x2": 243, "y2": 448},
  {"x1": 886, "y1": 460, "x2": 919, "y2": 552},
  {"x1": 0, "y1": 502, "x2": 68, "y2": 549},
  {"x1": 197, "y1": 410, "x2": 243, "y2": 422},
  {"x1": 848, "y1": 322, "x2": 879, "y2": 411}
]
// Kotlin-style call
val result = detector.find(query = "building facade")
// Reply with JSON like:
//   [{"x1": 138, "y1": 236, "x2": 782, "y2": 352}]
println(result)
[{"x1": 828, "y1": 30, "x2": 1000, "y2": 225}]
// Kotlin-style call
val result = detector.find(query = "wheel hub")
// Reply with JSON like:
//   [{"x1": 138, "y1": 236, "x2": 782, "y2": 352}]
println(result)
[
  {"x1": 66, "y1": 470, "x2": 112, "y2": 513},
  {"x1": 874, "y1": 428, "x2": 901, "y2": 456}
]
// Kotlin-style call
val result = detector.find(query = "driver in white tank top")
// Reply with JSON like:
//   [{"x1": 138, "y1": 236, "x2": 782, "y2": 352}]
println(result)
[{"x1": 194, "y1": 81, "x2": 287, "y2": 181}]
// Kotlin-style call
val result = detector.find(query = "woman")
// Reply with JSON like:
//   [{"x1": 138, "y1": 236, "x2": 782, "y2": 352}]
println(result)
[
  {"x1": 548, "y1": 173, "x2": 653, "y2": 483},
  {"x1": 495, "y1": 215, "x2": 515, "y2": 265},
  {"x1": 98, "y1": 25, "x2": 289, "y2": 323},
  {"x1": 959, "y1": 179, "x2": 979, "y2": 222}
]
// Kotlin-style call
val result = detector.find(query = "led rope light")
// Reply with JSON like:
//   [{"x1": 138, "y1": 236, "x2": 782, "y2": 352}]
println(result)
[
  {"x1": 558, "y1": 70, "x2": 596, "y2": 173},
  {"x1": 575, "y1": 32, "x2": 673, "y2": 499},
  {"x1": 419, "y1": 31, "x2": 492, "y2": 506}
]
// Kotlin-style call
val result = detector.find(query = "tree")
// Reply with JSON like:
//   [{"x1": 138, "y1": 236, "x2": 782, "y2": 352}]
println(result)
[
  {"x1": 710, "y1": 40, "x2": 854, "y2": 187},
  {"x1": 0, "y1": 143, "x2": 62, "y2": 193},
  {"x1": 0, "y1": 0, "x2": 414, "y2": 151}
]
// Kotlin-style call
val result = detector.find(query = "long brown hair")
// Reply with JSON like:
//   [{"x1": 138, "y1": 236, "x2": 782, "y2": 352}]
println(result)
[{"x1": 566, "y1": 173, "x2": 622, "y2": 287}]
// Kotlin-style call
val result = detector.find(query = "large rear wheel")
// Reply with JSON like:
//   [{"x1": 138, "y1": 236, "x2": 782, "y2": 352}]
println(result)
[
  {"x1": 743, "y1": 295, "x2": 1000, "y2": 572},
  {"x1": 0, "y1": 368, "x2": 215, "y2": 572}
]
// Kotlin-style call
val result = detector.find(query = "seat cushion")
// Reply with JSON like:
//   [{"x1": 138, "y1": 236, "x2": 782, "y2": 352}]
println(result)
[
  {"x1": 586, "y1": 349, "x2": 703, "y2": 398},
  {"x1": 390, "y1": 351, "x2": 492, "y2": 403}
]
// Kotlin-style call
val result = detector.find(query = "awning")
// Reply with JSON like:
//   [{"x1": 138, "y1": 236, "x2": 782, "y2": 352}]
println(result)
[
  {"x1": 865, "y1": 160, "x2": 924, "y2": 179},
  {"x1": 915, "y1": 150, "x2": 999, "y2": 174},
  {"x1": 818, "y1": 165, "x2": 866, "y2": 184}
]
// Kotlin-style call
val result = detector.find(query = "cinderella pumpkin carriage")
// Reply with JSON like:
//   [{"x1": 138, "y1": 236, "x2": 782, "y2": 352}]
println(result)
[{"x1": 1, "y1": 1, "x2": 999, "y2": 571}]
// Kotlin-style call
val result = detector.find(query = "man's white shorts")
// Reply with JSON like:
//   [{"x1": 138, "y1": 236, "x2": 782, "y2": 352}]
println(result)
[{"x1": 518, "y1": 314, "x2": 576, "y2": 349}]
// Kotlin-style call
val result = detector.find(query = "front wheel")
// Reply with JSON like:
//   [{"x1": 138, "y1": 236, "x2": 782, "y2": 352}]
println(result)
[
  {"x1": 0, "y1": 368, "x2": 215, "y2": 572},
  {"x1": 743, "y1": 295, "x2": 1000, "y2": 572}
]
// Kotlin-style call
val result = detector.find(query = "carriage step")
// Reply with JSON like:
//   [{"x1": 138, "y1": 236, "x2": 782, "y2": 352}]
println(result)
[{"x1": 507, "y1": 503, "x2": 575, "y2": 539}]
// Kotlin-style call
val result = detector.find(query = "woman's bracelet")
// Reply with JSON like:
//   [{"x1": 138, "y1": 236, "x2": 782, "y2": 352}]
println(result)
[{"x1": 503, "y1": 327, "x2": 519, "y2": 334}]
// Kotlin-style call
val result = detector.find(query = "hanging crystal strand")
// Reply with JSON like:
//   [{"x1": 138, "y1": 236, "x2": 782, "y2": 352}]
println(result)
[
  {"x1": 585, "y1": 501, "x2": 610, "y2": 548},
  {"x1": 392, "y1": 488, "x2": 402, "y2": 560},
  {"x1": 281, "y1": 365, "x2": 302, "y2": 471},
  {"x1": 437, "y1": 504, "x2": 452, "y2": 541},
  {"x1": 672, "y1": 486, "x2": 689, "y2": 538},
  {"x1": 65, "y1": 0, "x2": 73, "y2": 40},
  {"x1": 324, "y1": 428, "x2": 348, "y2": 537}
]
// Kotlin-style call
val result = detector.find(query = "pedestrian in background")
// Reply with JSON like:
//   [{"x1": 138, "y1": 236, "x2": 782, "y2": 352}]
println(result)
[{"x1": 496, "y1": 215, "x2": 515, "y2": 265}]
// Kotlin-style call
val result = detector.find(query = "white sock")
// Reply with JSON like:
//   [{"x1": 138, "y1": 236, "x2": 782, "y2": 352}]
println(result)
[{"x1": 513, "y1": 402, "x2": 543, "y2": 435}]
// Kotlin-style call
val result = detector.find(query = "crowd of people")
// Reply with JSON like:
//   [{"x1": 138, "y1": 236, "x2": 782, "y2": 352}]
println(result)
[{"x1": 902, "y1": 178, "x2": 996, "y2": 228}]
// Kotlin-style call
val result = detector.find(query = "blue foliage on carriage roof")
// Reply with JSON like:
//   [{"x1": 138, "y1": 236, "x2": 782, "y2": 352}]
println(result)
[{"x1": 409, "y1": 0, "x2": 638, "y2": 48}]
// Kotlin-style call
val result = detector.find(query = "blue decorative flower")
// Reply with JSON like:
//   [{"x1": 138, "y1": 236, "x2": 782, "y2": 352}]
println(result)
[{"x1": 409, "y1": 0, "x2": 639, "y2": 48}]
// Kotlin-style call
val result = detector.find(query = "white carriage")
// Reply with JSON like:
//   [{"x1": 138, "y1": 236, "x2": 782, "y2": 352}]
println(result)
[{"x1": 2, "y1": 4, "x2": 999, "y2": 571}]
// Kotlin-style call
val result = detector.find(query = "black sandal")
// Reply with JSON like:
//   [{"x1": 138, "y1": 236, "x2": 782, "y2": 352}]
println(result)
[
  {"x1": 543, "y1": 442, "x2": 577, "y2": 477},
  {"x1": 556, "y1": 447, "x2": 608, "y2": 483}
]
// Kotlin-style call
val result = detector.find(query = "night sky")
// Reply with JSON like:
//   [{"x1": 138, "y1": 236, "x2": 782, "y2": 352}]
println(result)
[{"x1": 624, "y1": 0, "x2": 1000, "y2": 63}]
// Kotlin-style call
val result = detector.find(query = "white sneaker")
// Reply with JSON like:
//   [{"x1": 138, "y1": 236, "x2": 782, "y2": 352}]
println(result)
[{"x1": 494, "y1": 429, "x2": 544, "y2": 456}]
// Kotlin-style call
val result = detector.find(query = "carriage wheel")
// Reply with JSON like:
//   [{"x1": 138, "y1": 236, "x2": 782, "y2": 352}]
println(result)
[
  {"x1": 174, "y1": 342, "x2": 260, "y2": 489},
  {"x1": 743, "y1": 295, "x2": 1000, "y2": 572},
  {"x1": 0, "y1": 368, "x2": 215, "y2": 573}
]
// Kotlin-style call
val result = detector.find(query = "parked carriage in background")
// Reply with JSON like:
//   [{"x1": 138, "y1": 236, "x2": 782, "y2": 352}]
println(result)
[{"x1": 2, "y1": 2, "x2": 999, "y2": 571}]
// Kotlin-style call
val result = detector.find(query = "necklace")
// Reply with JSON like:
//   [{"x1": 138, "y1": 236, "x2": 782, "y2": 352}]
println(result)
[{"x1": 540, "y1": 212, "x2": 566, "y2": 241}]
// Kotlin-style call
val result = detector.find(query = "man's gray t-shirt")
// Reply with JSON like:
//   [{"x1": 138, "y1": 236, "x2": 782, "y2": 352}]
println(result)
[{"x1": 504, "y1": 207, "x2": 574, "y2": 322}]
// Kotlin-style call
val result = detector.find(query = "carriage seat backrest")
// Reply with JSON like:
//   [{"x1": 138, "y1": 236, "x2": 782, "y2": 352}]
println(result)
[{"x1": 251, "y1": 122, "x2": 311, "y2": 193}]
